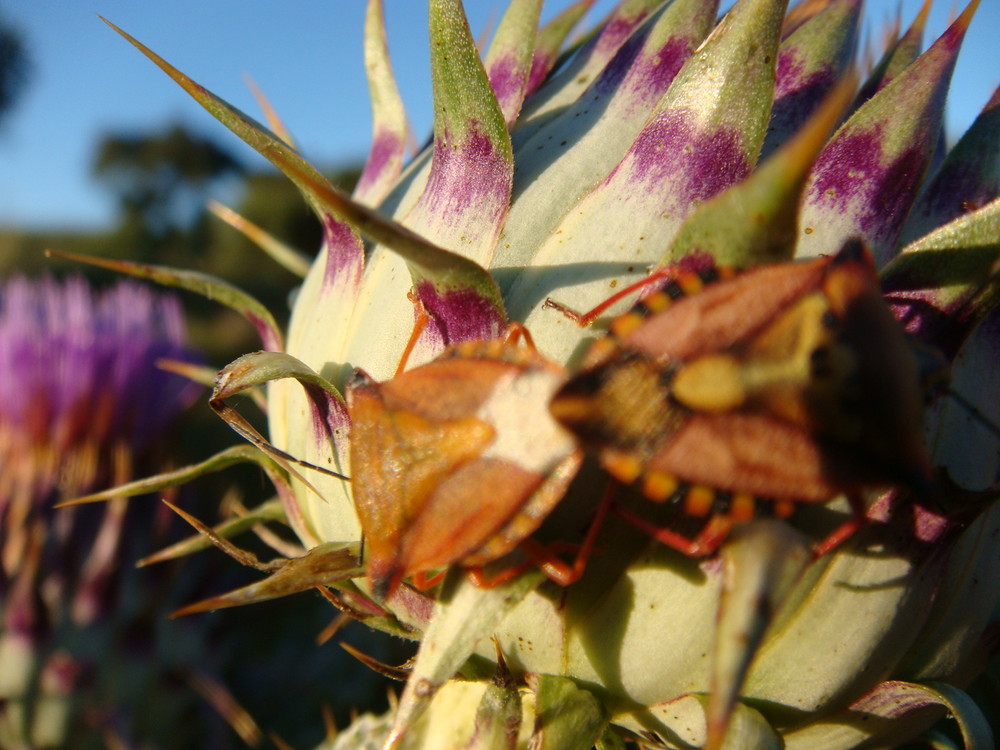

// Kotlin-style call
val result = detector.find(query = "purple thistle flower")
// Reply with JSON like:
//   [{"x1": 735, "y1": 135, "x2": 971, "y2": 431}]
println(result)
[
  {"x1": 0, "y1": 274, "x2": 202, "y2": 629},
  {"x1": 0, "y1": 275, "x2": 204, "y2": 748},
  {"x1": 0, "y1": 275, "x2": 201, "y2": 507}
]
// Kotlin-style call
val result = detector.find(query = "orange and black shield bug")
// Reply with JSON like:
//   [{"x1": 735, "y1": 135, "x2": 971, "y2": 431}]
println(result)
[
  {"x1": 347, "y1": 326, "x2": 593, "y2": 600},
  {"x1": 550, "y1": 240, "x2": 941, "y2": 555}
]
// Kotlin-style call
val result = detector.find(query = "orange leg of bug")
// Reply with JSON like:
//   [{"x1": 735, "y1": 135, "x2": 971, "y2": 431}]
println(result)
[
  {"x1": 543, "y1": 268, "x2": 675, "y2": 328},
  {"x1": 614, "y1": 493, "x2": 870, "y2": 559},
  {"x1": 466, "y1": 480, "x2": 615, "y2": 588},
  {"x1": 811, "y1": 493, "x2": 869, "y2": 558},
  {"x1": 610, "y1": 502, "x2": 733, "y2": 556},
  {"x1": 498, "y1": 320, "x2": 536, "y2": 350},
  {"x1": 412, "y1": 569, "x2": 447, "y2": 591},
  {"x1": 395, "y1": 290, "x2": 431, "y2": 376},
  {"x1": 398, "y1": 297, "x2": 537, "y2": 377},
  {"x1": 465, "y1": 541, "x2": 585, "y2": 588}
]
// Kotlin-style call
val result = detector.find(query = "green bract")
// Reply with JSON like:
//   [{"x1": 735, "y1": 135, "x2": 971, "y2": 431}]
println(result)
[{"x1": 84, "y1": 0, "x2": 1000, "y2": 747}]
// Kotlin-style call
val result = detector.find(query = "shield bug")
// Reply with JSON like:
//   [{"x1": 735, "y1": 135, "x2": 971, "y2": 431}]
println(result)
[
  {"x1": 346, "y1": 325, "x2": 595, "y2": 600},
  {"x1": 549, "y1": 240, "x2": 941, "y2": 556}
]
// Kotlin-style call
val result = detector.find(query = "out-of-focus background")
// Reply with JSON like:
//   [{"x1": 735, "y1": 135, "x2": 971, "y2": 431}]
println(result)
[{"x1": 0, "y1": 1, "x2": 995, "y2": 748}]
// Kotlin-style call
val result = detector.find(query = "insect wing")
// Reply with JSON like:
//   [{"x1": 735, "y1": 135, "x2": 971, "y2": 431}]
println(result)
[
  {"x1": 611, "y1": 255, "x2": 831, "y2": 365},
  {"x1": 553, "y1": 242, "x2": 934, "y2": 512},
  {"x1": 347, "y1": 343, "x2": 580, "y2": 596},
  {"x1": 637, "y1": 413, "x2": 883, "y2": 502},
  {"x1": 347, "y1": 366, "x2": 496, "y2": 595}
]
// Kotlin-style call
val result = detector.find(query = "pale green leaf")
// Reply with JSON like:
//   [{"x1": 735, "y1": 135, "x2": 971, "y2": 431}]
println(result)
[
  {"x1": 526, "y1": 0, "x2": 596, "y2": 95},
  {"x1": 760, "y1": 0, "x2": 860, "y2": 157},
  {"x1": 498, "y1": 0, "x2": 717, "y2": 284},
  {"x1": 483, "y1": 0, "x2": 542, "y2": 126},
  {"x1": 515, "y1": 0, "x2": 664, "y2": 143},
  {"x1": 741, "y1": 513, "x2": 948, "y2": 713},
  {"x1": 612, "y1": 694, "x2": 781, "y2": 750},
  {"x1": 929, "y1": 309, "x2": 1000, "y2": 494},
  {"x1": 402, "y1": 0, "x2": 512, "y2": 269},
  {"x1": 390, "y1": 680, "x2": 529, "y2": 750},
  {"x1": 386, "y1": 568, "x2": 543, "y2": 747},
  {"x1": 46, "y1": 250, "x2": 282, "y2": 352},
  {"x1": 882, "y1": 197, "x2": 1000, "y2": 327},
  {"x1": 896, "y1": 504, "x2": 1000, "y2": 678},
  {"x1": 782, "y1": 679, "x2": 994, "y2": 749},
  {"x1": 899, "y1": 85, "x2": 1000, "y2": 247},
  {"x1": 529, "y1": 674, "x2": 607, "y2": 750},
  {"x1": 797, "y1": 0, "x2": 981, "y2": 264},
  {"x1": 56, "y1": 445, "x2": 282, "y2": 508},
  {"x1": 852, "y1": 0, "x2": 932, "y2": 106},
  {"x1": 467, "y1": 670, "x2": 522, "y2": 750},
  {"x1": 505, "y1": 0, "x2": 787, "y2": 366},
  {"x1": 214, "y1": 350, "x2": 344, "y2": 405}
]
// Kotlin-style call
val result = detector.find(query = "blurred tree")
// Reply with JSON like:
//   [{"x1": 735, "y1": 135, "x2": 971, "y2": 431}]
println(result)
[
  {"x1": 205, "y1": 165, "x2": 361, "y2": 325},
  {"x1": 207, "y1": 171, "x2": 323, "y2": 281},
  {"x1": 206, "y1": 167, "x2": 360, "y2": 276},
  {"x1": 0, "y1": 15, "x2": 31, "y2": 129},
  {"x1": 92, "y1": 123, "x2": 244, "y2": 261}
]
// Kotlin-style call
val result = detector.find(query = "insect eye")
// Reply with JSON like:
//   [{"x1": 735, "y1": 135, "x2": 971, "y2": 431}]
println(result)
[{"x1": 821, "y1": 310, "x2": 838, "y2": 328}]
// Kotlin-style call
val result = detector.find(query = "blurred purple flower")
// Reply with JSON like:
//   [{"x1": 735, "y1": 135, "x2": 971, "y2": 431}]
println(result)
[
  {"x1": 0, "y1": 275, "x2": 201, "y2": 507},
  {"x1": 0, "y1": 275, "x2": 202, "y2": 748}
]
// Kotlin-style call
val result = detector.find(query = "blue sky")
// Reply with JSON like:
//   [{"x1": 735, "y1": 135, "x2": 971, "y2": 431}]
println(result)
[{"x1": 1, "y1": 0, "x2": 996, "y2": 231}]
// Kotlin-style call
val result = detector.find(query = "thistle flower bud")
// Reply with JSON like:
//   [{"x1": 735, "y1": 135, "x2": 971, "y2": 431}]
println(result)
[{"x1": 96, "y1": 0, "x2": 1000, "y2": 746}]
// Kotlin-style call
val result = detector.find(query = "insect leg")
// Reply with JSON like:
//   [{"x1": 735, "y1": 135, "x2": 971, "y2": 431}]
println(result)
[
  {"x1": 609, "y1": 501, "x2": 725, "y2": 557},
  {"x1": 543, "y1": 267, "x2": 675, "y2": 328},
  {"x1": 412, "y1": 569, "x2": 446, "y2": 591},
  {"x1": 466, "y1": 480, "x2": 616, "y2": 588},
  {"x1": 395, "y1": 289, "x2": 431, "y2": 376},
  {"x1": 811, "y1": 493, "x2": 869, "y2": 558},
  {"x1": 499, "y1": 320, "x2": 537, "y2": 352}
]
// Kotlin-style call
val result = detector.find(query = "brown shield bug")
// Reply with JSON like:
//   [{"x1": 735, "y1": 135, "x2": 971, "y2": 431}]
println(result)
[
  {"x1": 549, "y1": 240, "x2": 943, "y2": 555},
  {"x1": 347, "y1": 325, "x2": 601, "y2": 600}
]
